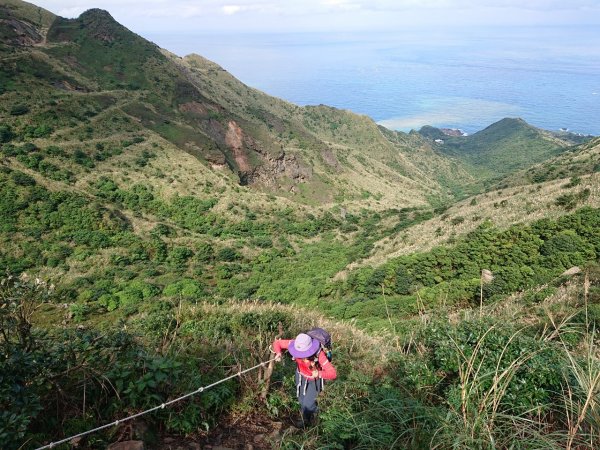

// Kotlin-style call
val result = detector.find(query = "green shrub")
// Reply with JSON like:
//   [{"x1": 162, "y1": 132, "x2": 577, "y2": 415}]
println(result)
[
  {"x1": 162, "y1": 279, "x2": 204, "y2": 299},
  {"x1": 11, "y1": 171, "x2": 36, "y2": 186},
  {"x1": 0, "y1": 124, "x2": 14, "y2": 143},
  {"x1": 10, "y1": 104, "x2": 29, "y2": 116},
  {"x1": 252, "y1": 236, "x2": 273, "y2": 248},
  {"x1": 69, "y1": 303, "x2": 90, "y2": 322},
  {"x1": 195, "y1": 242, "x2": 214, "y2": 263},
  {"x1": 422, "y1": 320, "x2": 565, "y2": 412},
  {"x1": 565, "y1": 176, "x2": 582, "y2": 188},
  {"x1": 23, "y1": 124, "x2": 53, "y2": 138},
  {"x1": 115, "y1": 288, "x2": 144, "y2": 308},
  {"x1": 217, "y1": 247, "x2": 240, "y2": 262},
  {"x1": 151, "y1": 223, "x2": 174, "y2": 237},
  {"x1": 97, "y1": 293, "x2": 119, "y2": 311},
  {"x1": 167, "y1": 246, "x2": 194, "y2": 269},
  {"x1": 73, "y1": 149, "x2": 95, "y2": 168},
  {"x1": 45, "y1": 145, "x2": 66, "y2": 157}
]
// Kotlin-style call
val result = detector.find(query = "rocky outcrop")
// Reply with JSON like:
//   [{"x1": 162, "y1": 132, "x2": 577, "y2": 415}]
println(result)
[
  {"x1": 248, "y1": 149, "x2": 312, "y2": 188},
  {"x1": 225, "y1": 120, "x2": 251, "y2": 174},
  {"x1": 321, "y1": 147, "x2": 341, "y2": 170},
  {"x1": 0, "y1": 16, "x2": 43, "y2": 46}
]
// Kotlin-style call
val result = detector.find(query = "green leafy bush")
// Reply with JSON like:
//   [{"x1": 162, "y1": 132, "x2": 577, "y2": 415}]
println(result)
[
  {"x1": 217, "y1": 247, "x2": 240, "y2": 262},
  {"x1": 163, "y1": 278, "x2": 204, "y2": 299},
  {"x1": 0, "y1": 124, "x2": 14, "y2": 143},
  {"x1": 10, "y1": 104, "x2": 29, "y2": 116}
]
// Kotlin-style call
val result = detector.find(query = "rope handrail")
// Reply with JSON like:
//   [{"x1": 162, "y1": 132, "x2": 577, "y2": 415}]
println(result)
[{"x1": 35, "y1": 357, "x2": 276, "y2": 450}]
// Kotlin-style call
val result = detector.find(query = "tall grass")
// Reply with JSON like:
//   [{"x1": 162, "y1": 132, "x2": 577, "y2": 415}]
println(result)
[
  {"x1": 562, "y1": 330, "x2": 600, "y2": 450},
  {"x1": 287, "y1": 272, "x2": 600, "y2": 449},
  {"x1": 429, "y1": 325, "x2": 558, "y2": 449},
  {"x1": 563, "y1": 274, "x2": 599, "y2": 450}
]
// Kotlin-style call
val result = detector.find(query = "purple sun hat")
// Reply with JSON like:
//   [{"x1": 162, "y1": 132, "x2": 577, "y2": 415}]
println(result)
[{"x1": 288, "y1": 333, "x2": 320, "y2": 358}]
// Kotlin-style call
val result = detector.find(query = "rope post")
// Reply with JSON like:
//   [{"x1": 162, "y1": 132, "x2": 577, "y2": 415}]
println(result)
[{"x1": 260, "y1": 321, "x2": 283, "y2": 401}]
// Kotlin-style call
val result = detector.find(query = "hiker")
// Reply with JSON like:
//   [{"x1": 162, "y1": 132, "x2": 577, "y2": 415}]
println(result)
[{"x1": 273, "y1": 332, "x2": 337, "y2": 427}]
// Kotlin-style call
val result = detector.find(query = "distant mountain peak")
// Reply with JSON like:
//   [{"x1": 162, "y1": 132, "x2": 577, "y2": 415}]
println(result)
[
  {"x1": 487, "y1": 117, "x2": 529, "y2": 128},
  {"x1": 47, "y1": 7, "x2": 134, "y2": 45},
  {"x1": 78, "y1": 8, "x2": 116, "y2": 23},
  {"x1": 77, "y1": 9, "x2": 121, "y2": 43}
]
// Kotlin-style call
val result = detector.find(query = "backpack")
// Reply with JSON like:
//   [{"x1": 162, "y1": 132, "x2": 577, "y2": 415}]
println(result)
[{"x1": 306, "y1": 327, "x2": 333, "y2": 362}]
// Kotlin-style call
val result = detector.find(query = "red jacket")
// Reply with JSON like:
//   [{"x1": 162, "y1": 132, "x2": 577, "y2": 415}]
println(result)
[{"x1": 273, "y1": 339, "x2": 337, "y2": 380}]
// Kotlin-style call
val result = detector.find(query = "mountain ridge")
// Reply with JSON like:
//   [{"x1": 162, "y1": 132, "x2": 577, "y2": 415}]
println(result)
[{"x1": 1, "y1": 0, "x2": 560, "y2": 209}]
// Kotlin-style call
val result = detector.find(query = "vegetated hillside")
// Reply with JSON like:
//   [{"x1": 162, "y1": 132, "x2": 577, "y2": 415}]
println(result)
[
  {"x1": 2, "y1": 1, "x2": 600, "y2": 449},
  {"x1": 346, "y1": 168, "x2": 600, "y2": 271},
  {"x1": 1, "y1": 1, "x2": 463, "y2": 317},
  {"x1": 180, "y1": 53, "x2": 476, "y2": 203},
  {"x1": 336, "y1": 138, "x2": 600, "y2": 274},
  {"x1": 420, "y1": 118, "x2": 590, "y2": 187},
  {"x1": 0, "y1": 0, "x2": 479, "y2": 210},
  {"x1": 498, "y1": 136, "x2": 600, "y2": 188},
  {"x1": 0, "y1": 0, "x2": 55, "y2": 44}
]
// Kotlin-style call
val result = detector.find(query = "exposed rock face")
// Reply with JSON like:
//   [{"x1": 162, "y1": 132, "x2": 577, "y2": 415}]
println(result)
[
  {"x1": 0, "y1": 16, "x2": 43, "y2": 46},
  {"x1": 249, "y1": 150, "x2": 312, "y2": 188},
  {"x1": 440, "y1": 128, "x2": 468, "y2": 137},
  {"x1": 225, "y1": 120, "x2": 251, "y2": 174},
  {"x1": 221, "y1": 119, "x2": 313, "y2": 188},
  {"x1": 321, "y1": 148, "x2": 340, "y2": 170}
]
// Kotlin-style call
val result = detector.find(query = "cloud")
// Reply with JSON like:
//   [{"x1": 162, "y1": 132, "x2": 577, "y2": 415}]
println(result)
[
  {"x1": 34, "y1": 0, "x2": 600, "y2": 31},
  {"x1": 321, "y1": 0, "x2": 362, "y2": 11},
  {"x1": 222, "y1": 5, "x2": 242, "y2": 15}
]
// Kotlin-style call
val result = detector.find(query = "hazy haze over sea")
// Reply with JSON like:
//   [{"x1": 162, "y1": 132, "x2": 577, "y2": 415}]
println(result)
[{"x1": 149, "y1": 26, "x2": 600, "y2": 135}]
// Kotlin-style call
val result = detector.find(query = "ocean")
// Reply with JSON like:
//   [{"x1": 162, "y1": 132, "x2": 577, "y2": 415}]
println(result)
[{"x1": 148, "y1": 27, "x2": 600, "y2": 135}]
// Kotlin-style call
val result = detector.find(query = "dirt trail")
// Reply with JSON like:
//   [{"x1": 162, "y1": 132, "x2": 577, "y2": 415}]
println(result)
[{"x1": 155, "y1": 413, "x2": 294, "y2": 450}]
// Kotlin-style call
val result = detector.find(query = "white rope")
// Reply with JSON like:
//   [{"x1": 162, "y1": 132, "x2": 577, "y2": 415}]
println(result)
[{"x1": 35, "y1": 358, "x2": 275, "y2": 450}]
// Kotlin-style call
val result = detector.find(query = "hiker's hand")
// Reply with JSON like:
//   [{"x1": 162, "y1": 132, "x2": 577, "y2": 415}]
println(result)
[
  {"x1": 275, "y1": 353, "x2": 282, "y2": 362},
  {"x1": 312, "y1": 369, "x2": 319, "y2": 378}
]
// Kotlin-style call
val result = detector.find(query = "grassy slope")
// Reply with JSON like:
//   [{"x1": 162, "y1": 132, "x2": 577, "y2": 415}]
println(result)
[
  {"x1": 2, "y1": 0, "x2": 598, "y2": 328},
  {"x1": 0, "y1": 2, "x2": 479, "y2": 210},
  {"x1": 343, "y1": 173, "x2": 600, "y2": 272},
  {"x1": 337, "y1": 137, "x2": 600, "y2": 273}
]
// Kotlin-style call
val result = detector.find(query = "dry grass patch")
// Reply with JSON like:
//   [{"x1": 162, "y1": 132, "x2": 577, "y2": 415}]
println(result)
[{"x1": 350, "y1": 173, "x2": 600, "y2": 270}]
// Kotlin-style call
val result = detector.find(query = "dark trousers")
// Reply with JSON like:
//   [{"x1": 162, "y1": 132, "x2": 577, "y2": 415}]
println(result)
[{"x1": 295, "y1": 370, "x2": 323, "y2": 424}]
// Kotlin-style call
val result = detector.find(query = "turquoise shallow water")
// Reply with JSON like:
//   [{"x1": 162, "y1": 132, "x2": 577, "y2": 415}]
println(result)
[{"x1": 149, "y1": 27, "x2": 600, "y2": 135}]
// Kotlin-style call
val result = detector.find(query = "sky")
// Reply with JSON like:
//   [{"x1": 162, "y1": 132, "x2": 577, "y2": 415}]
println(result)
[{"x1": 31, "y1": 0, "x2": 600, "y2": 35}]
